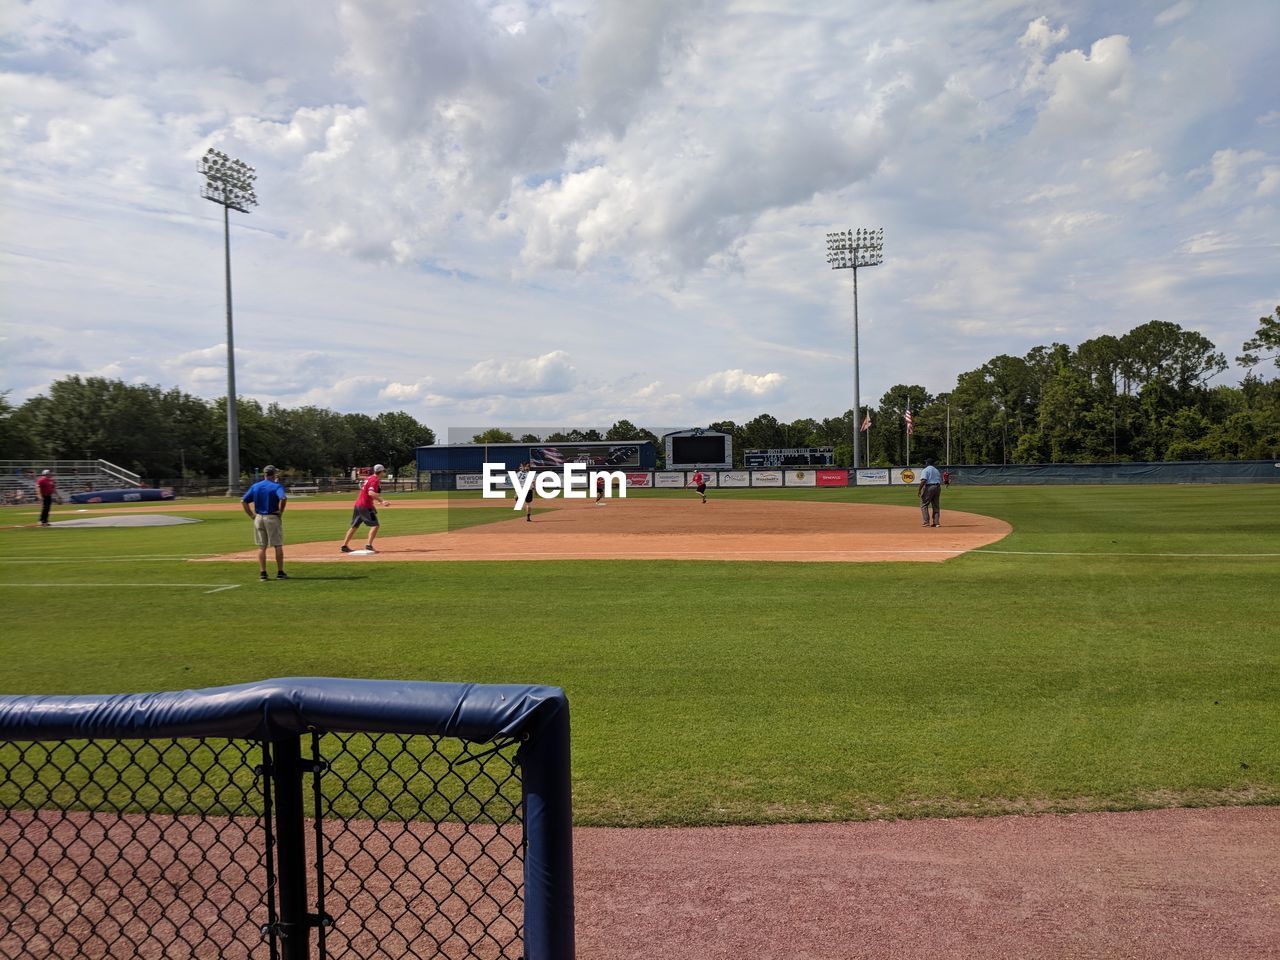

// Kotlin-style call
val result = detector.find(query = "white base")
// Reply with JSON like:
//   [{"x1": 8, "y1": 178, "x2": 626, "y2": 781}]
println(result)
[{"x1": 346, "y1": 549, "x2": 375, "y2": 556}]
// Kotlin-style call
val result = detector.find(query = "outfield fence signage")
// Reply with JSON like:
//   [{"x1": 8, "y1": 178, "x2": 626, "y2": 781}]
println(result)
[
  {"x1": 719, "y1": 471, "x2": 751, "y2": 487},
  {"x1": 624, "y1": 472, "x2": 653, "y2": 488},
  {"x1": 653, "y1": 472, "x2": 686, "y2": 488},
  {"x1": 856, "y1": 469, "x2": 889, "y2": 486},
  {"x1": 784, "y1": 470, "x2": 817, "y2": 487},
  {"x1": 816, "y1": 469, "x2": 849, "y2": 487},
  {"x1": 751, "y1": 471, "x2": 783, "y2": 487},
  {"x1": 0, "y1": 678, "x2": 575, "y2": 960},
  {"x1": 455, "y1": 474, "x2": 484, "y2": 490}
]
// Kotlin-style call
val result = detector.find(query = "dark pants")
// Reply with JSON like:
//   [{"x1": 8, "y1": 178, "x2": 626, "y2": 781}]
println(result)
[
  {"x1": 920, "y1": 484, "x2": 940, "y2": 525},
  {"x1": 40, "y1": 495, "x2": 53, "y2": 524}
]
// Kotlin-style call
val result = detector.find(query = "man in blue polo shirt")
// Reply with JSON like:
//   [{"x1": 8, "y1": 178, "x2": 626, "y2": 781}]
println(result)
[
  {"x1": 241, "y1": 465, "x2": 288, "y2": 581},
  {"x1": 918, "y1": 458, "x2": 943, "y2": 527}
]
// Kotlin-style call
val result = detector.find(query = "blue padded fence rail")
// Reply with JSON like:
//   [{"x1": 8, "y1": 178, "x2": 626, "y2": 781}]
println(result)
[{"x1": 0, "y1": 676, "x2": 576, "y2": 960}]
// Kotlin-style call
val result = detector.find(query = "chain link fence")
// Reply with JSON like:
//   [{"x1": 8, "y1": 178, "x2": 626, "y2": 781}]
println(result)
[{"x1": 0, "y1": 679, "x2": 573, "y2": 960}]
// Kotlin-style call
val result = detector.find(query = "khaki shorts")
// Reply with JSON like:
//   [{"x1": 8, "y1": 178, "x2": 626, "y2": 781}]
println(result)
[{"x1": 253, "y1": 514, "x2": 284, "y2": 548}]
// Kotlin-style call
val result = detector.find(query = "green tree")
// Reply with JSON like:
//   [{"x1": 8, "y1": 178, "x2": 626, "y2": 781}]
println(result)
[
  {"x1": 1238, "y1": 306, "x2": 1280, "y2": 370},
  {"x1": 0, "y1": 392, "x2": 38, "y2": 458},
  {"x1": 377, "y1": 411, "x2": 435, "y2": 470},
  {"x1": 472, "y1": 428, "x2": 516, "y2": 443}
]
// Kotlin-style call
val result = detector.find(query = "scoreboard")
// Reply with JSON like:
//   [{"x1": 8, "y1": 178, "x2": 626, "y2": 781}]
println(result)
[{"x1": 743, "y1": 447, "x2": 835, "y2": 467}]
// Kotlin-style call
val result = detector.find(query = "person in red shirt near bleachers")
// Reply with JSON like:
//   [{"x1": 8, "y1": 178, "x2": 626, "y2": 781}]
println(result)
[
  {"x1": 36, "y1": 469, "x2": 57, "y2": 526},
  {"x1": 340, "y1": 465, "x2": 391, "y2": 554}
]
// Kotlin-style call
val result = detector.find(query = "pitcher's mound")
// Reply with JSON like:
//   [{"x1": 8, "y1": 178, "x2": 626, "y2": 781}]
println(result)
[{"x1": 53, "y1": 514, "x2": 202, "y2": 528}]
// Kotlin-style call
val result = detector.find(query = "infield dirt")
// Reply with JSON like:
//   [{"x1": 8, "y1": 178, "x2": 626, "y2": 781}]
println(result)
[{"x1": 206, "y1": 497, "x2": 1011, "y2": 563}]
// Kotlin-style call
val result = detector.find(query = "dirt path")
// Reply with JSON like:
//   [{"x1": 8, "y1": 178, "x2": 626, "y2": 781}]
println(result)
[{"x1": 574, "y1": 805, "x2": 1280, "y2": 959}]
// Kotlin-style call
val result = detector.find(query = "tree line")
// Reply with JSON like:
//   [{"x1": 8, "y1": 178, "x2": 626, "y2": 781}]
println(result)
[
  {"x1": 0, "y1": 376, "x2": 435, "y2": 479},
  {"x1": 3, "y1": 310, "x2": 1276, "y2": 475},
  {"x1": 477, "y1": 311, "x2": 1280, "y2": 468}
]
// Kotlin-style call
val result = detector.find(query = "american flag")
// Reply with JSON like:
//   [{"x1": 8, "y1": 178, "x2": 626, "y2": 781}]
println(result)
[
  {"x1": 530, "y1": 447, "x2": 565, "y2": 467},
  {"x1": 860, "y1": 413, "x2": 872, "y2": 433},
  {"x1": 904, "y1": 408, "x2": 913, "y2": 435}
]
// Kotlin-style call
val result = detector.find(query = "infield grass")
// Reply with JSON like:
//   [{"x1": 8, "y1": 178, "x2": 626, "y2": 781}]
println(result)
[{"x1": 1, "y1": 484, "x2": 1277, "y2": 826}]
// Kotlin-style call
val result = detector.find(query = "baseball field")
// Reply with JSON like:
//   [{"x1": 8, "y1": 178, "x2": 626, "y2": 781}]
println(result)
[{"x1": 2, "y1": 483, "x2": 1277, "y2": 826}]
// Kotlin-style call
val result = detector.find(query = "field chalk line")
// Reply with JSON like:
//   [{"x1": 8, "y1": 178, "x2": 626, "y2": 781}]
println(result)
[{"x1": 0, "y1": 583, "x2": 241, "y2": 594}]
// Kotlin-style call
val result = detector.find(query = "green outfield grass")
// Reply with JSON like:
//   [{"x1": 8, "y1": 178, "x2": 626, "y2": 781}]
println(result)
[{"x1": 1, "y1": 484, "x2": 1277, "y2": 826}]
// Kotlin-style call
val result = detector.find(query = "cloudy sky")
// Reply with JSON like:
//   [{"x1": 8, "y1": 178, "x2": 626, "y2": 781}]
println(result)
[{"x1": 1, "y1": 0, "x2": 1277, "y2": 435}]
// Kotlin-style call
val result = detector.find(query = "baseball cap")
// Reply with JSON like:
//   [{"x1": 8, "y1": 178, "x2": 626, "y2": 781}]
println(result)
[
  {"x1": 263, "y1": 465, "x2": 278, "y2": 475},
  {"x1": 41, "y1": 469, "x2": 51, "y2": 475},
  {"x1": 373, "y1": 463, "x2": 386, "y2": 473}
]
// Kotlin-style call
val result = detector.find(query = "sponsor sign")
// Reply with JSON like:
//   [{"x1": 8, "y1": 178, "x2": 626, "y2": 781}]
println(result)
[
  {"x1": 891, "y1": 467, "x2": 917, "y2": 485},
  {"x1": 784, "y1": 469, "x2": 817, "y2": 487},
  {"x1": 654, "y1": 471, "x2": 687, "y2": 488},
  {"x1": 625, "y1": 472, "x2": 653, "y2": 488},
  {"x1": 530, "y1": 444, "x2": 640, "y2": 468},
  {"x1": 816, "y1": 469, "x2": 849, "y2": 487},
  {"x1": 719, "y1": 470, "x2": 751, "y2": 487},
  {"x1": 751, "y1": 470, "x2": 783, "y2": 487},
  {"x1": 456, "y1": 474, "x2": 483, "y2": 490},
  {"x1": 856, "y1": 468, "x2": 890, "y2": 486}
]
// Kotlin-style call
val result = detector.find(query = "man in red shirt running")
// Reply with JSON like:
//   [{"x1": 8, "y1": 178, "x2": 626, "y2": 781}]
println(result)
[
  {"x1": 36, "y1": 469, "x2": 57, "y2": 526},
  {"x1": 687, "y1": 470, "x2": 708, "y2": 504},
  {"x1": 341, "y1": 464, "x2": 391, "y2": 553}
]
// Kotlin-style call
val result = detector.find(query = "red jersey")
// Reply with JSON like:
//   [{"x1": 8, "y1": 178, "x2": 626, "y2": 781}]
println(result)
[
  {"x1": 36, "y1": 475, "x2": 55, "y2": 497},
  {"x1": 692, "y1": 472, "x2": 705, "y2": 485},
  {"x1": 355, "y1": 474, "x2": 381, "y2": 508}
]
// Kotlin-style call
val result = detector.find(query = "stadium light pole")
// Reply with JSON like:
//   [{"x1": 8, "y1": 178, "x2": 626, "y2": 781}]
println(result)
[
  {"x1": 826, "y1": 228, "x2": 884, "y2": 472},
  {"x1": 199, "y1": 147, "x2": 258, "y2": 496}
]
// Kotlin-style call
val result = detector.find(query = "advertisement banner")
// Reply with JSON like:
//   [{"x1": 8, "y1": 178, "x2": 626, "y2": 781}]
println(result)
[
  {"x1": 816, "y1": 469, "x2": 849, "y2": 487},
  {"x1": 625, "y1": 472, "x2": 653, "y2": 488},
  {"x1": 530, "y1": 444, "x2": 640, "y2": 468},
  {"x1": 719, "y1": 470, "x2": 751, "y2": 487},
  {"x1": 784, "y1": 469, "x2": 817, "y2": 487},
  {"x1": 856, "y1": 468, "x2": 890, "y2": 486},
  {"x1": 891, "y1": 467, "x2": 919, "y2": 485},
  {"x1": 456, "y1": 474, "x2": 483, "y2": 490},
  {"x1": 654, "y1": 471, "x2": 687, "y2": 488},
  {"x1": 751, "y1": 470, "x2": 783, "y2": 487}
]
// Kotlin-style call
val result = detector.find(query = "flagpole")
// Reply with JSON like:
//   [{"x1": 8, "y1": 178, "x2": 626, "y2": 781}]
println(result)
[
  {"x1": 865, "y1": 408, "x2": 870, "y2": 466},
  {"x1": 905, "y1": 400, "x2": 911, "y2": 466}
]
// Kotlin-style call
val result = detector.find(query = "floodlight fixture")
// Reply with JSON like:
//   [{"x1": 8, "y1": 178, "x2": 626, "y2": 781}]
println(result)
[
  {"x1": 824, "y1": 226, "x2": 885, "y2": 471},
  {"x1": 199, "y1": 147, "x2": 258, "y2": 495}
]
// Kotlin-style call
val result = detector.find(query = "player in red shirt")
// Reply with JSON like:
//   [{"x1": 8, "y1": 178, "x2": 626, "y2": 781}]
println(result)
[
  {"x1": 686, "y1": 470, "x2": 707, "y2": 504},
  {"x1": 340, "y1": 464, "x2": 391, "y2": 553},
  {"x1": 36, "y1": 469, "x2": 57, "y2": 526},
  {"x1": 594, "y1": 474, "x2": 607, "y2": 505}
]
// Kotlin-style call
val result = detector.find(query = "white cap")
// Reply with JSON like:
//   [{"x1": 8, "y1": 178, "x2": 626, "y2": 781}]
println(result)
[
  {"x1": 373, "y1": 464, "x2": 386, "y2": 473},
  {"x1": 41, "y1": 469, "x2": 51, "y2": 475}
]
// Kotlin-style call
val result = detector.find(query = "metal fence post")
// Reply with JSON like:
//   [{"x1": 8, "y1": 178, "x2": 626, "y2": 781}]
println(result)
[{"x1": 271, "y1": 736, "x2": 312, "y2": 960}]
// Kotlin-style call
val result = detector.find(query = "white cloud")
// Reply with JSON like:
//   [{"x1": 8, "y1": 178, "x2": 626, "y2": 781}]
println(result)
[
  {"x1": 1155, "y1": 2, "x2": 1194, "y2": 27},
  {"x1": 1034, "y1": 34, "x2": 1135, "y2": 135},
  {"x1": 458, "y1": 351, "x2": 577, "y2": 396},
  {"x1": 692, "y1": 369, "x2": 786, "y2": 400}
]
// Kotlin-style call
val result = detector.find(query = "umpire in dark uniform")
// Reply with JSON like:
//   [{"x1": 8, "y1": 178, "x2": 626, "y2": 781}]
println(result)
[{"x1": 918, "y1": 459, "x2": 942, "y2": 527}]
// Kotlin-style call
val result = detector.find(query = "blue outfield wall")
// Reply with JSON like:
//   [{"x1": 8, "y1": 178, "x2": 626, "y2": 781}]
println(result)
[{"x1": 943, "y1": 459, "x2": 1280, "y2": 485}]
